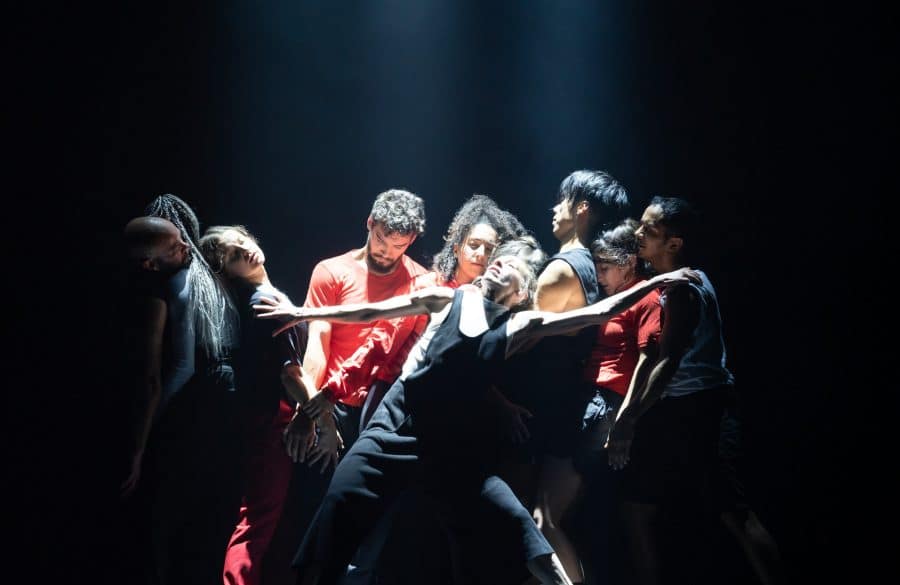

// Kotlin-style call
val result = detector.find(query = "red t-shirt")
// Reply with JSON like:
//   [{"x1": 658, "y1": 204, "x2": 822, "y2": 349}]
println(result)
[
  {"x1": 304, "y1": 251, "x2": 428, "y2": 406},
  {"x1": 586, "y1": 281, "x2": 662, "y2": 396}
]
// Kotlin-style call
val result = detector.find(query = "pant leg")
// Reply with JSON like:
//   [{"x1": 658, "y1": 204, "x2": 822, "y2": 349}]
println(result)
[
  {"x1": 293, "y1": 428, "x2": 419, "y2": 585},
  {"x1": 223, "y1": 399, "x2": 295, "y2": 585}
]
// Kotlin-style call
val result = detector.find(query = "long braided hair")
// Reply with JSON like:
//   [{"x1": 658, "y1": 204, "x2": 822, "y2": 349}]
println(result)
[{"x1": 145, "y1": 194, "x2": 237, "y2": 360}]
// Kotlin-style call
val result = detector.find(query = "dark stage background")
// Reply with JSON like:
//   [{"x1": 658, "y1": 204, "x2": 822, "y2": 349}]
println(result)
[{"x1": 10, "y1": 1, "x2": 890, "y2": 583}]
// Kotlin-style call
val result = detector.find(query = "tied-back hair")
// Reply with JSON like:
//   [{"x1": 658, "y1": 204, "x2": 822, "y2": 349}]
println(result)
[
  {"x1": 486, "y1": 235, "x2": 547, "y2": 311},
  {"x1": 199, "y1": 225, "x2": 254, "y2": 275},
  {"x1": 146, "y1": 194, "x2": 237, "y2": 360},
  {"x1": 432, "y1": 194, "x2": 528, "y2": 284},
  {"x1": 590, "y1": 218, "x2": 651, "y2": 277}
]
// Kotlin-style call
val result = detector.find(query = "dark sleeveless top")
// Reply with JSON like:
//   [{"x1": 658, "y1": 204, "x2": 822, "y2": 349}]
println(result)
[
  {"x1": 503, "y1": 247, "x2": 601, "y2": 455},
  {"x1": 364, "y1": 289, "x2": 511, "y2": 462}
]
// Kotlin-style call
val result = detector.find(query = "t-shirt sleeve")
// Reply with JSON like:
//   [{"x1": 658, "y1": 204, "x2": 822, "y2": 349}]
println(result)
[
  {"x1": 635, "y1": 292, "x2": 663, "y2": 348},
  {"x1": 304, "y1": 261, "x2": 340, "y2": 308},
  {"x1": 250, "y1": 290, "x2": 304, "y2": 367}
]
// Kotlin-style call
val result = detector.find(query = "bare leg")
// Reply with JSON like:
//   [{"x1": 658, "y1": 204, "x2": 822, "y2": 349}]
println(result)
[
  {"x1": 720, "y1": 509, "x2": 787, "y2": 585},
  {"x1": 622, "y1": 501, "x2": 660, "y2": 585},
  {"x1": 527, "y1": 552, "x2": 575, "y2": 585},
  {"x1": 533, "y1": 455, "x2": 584, "y2": 583}
]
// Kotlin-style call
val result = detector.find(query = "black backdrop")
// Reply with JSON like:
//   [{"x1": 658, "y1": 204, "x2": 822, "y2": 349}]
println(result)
[{"x1": 10, "y1": 2, "x2": 891, "y2": 583}]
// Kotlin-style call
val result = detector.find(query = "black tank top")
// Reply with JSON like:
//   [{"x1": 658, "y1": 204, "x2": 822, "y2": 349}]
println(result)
[{"x1": 404, "y1": 288, "x2": 511, "y2": 443}]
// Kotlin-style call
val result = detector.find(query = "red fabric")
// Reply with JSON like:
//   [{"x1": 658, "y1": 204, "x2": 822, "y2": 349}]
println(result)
[
  {"x1": 305, "y1": 252, "x2": 428, "y2": 406},
  {"x1": 222, "y1": 399, "x2": 295, "y2": 585},
  {"x1": 586, "y1": 282, "x2": 662, "y2": 396}
]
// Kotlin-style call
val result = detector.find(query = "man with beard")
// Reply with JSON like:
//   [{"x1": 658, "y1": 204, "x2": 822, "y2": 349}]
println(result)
[
  {"x1": 120, "y1": 194, "x2": 242, "y2": 585},
  {"x1": 287, "y1": 188, "x2": 428, "y2": 584}
]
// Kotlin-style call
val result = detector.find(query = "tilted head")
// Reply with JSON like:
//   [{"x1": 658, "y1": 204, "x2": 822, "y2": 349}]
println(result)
[
  {"x1": 365, "y1": 189, "x2": 426, "y2": 274},
  {"x1": 552, "y1": 170, "x2": 630, "y2": 241},
  {"x1": 433, "y1": 194, "x2": 528, "y2": 285},
  {"x1": 200, "y1": 225, "x2": 266, "y2": 283},
  {"x1": 590, "y1": 218, "x2": 651, "y2": 296},
  {"x1": 141, "y1": 193, "x2": 237, "y2": 359},
  {"x1": 635, "y1": 196, "x2": 698, "y2": 270},
  {"x1": 479, "y1": 235, "x2": 547, "y2": 311},
  {"x1": 124, "y1": 216, "x2": 192, "y2": 274}
]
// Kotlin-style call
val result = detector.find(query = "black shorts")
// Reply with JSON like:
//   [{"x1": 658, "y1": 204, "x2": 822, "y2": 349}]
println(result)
[{"x1": 619, "y1": 387, "x2": 727, "y2": 505}]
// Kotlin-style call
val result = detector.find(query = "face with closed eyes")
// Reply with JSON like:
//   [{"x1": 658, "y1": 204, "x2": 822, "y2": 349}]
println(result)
[
  {"x1": 453, "y1": 222, "x2": 499, "y2": 285},
  {"x1": 146, "y1": 222, "x2": 192, "y2": 273},
  {"x1": 480, "y1": 255, "x2": 530, "y2": 308},
  {"x1": 218, "y1": 229, "x2": 266, "y2": 281}
]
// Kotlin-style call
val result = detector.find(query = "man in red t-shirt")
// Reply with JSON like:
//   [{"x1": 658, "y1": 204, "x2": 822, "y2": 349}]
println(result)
[{"x1": 296, "y1": 188, "x2": 428, "y2": 467}]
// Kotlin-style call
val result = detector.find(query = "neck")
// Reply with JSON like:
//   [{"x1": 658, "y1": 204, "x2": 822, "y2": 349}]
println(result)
[
  {"x1": 453, "y1": 268, "x2": 472, "y2": 286},
  {"x1": 651, "y1": 257, "x2": 682, "y2": 274},
  {"x1": 558, "y1": 233, "x2": 585, "y2": 252},
  {"x1": 246, "y1": 267, "x2": 270, "y2": 287}
]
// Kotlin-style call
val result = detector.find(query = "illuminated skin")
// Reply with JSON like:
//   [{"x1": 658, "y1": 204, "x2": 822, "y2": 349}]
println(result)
[
  {"x1": 453, "y1": 222, "x2": 499, "y2": 285},
  {"x1": 634, "y1": 204, "x2": 672, "y2": 272},
  {"x1": 218, "y1": 229, "x2": 267, "y2": 283},
  {"x1": 146, "y1": 222, "x2": 192, "y2": 273},
  {"x1": 550, "y1": 198, "x2": 577, "y2": 243},
  {"x1": 364, "y1": 218, "x2": 417, "y2": 275},
  {"x1": 594, "y1": 260, "x2": 636, "y2": 296}
]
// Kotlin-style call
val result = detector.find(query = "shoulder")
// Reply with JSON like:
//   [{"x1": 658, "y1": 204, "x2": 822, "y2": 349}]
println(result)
[
  {"x1": 411, "y1": 270, "x2": 441, "y2": 290},
  {"x1": 537, "y1": 258, "x2": 577, "y2": 287},
  {"x1": 400, "y1": 255, "x2": 429, "y2": 277},
  {"x1": 311, "y1": 252, "x2": 357, "y2": 281}
]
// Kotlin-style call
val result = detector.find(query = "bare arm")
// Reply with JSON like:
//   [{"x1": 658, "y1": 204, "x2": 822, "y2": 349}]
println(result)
[
  {"x1": 280, "y1": 363, "x2": 317, "y2": 405},
  {"x1": 506, "y1": 268, "x2": 695, "y2": 357},
  {"x1": 533, "y1": 259, "x2": 579, "y2": 312},
  {"x1": 606, "y1": 285, "x2": 698, "y2": 469},
  {"x1": 618, "y1": 284, "x2": 698, "y2": 422},
  {"x1": 303, "y1": 320, "x2": 332, "y2": 390},
  {"x1": 121, "y1": 297, "x2": 166, "y2": 497},
  {"x1": 254, "y1": 286, "x2": 454, "y2": 333}
]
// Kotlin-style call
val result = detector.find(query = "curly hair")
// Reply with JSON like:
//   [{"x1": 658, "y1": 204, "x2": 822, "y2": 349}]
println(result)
[
  {"x1": 432, "y1": 194, "x2": 528, "y2": 284},
  {"x1": 370, "y1": 189, "x2": 426, "y2": 237}
]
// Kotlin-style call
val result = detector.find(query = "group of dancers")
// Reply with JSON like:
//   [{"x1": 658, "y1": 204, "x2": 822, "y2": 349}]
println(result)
[{"x1": 118, "y1": 170, "x2": 783, "y2": 585}]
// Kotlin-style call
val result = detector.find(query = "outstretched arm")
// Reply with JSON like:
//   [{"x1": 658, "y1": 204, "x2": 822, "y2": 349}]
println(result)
[
  {"x1": 505, "y1": 268, "x2": 697, "y2": 358},
  {"x1": 254, "y1": 286, "x2": 454, "y2": 335}
]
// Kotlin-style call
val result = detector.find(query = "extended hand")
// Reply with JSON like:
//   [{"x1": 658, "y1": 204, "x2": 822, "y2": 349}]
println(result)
[{"x1": 252, "y1": 297, "x2": 307, "y2": 336}]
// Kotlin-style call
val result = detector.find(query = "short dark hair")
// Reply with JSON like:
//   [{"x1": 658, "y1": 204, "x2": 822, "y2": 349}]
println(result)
[
  {"x1": 558, "y1": 170, "x2": 630, "y2": 231},
  {"x1": 648, "y1": 196, "x2": 700, "y2": 261}
]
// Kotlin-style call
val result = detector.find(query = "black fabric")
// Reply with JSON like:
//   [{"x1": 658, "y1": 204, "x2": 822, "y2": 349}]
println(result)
[
  {"x1": 504, "y1": 247, "x2": 601, "y2": 457},
  {"x1": 293, "y1": 290, "x2": 553, "y2": 584},
  {"x1": 230, "y1": 281, "x2": 307, "y2": 417}
]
